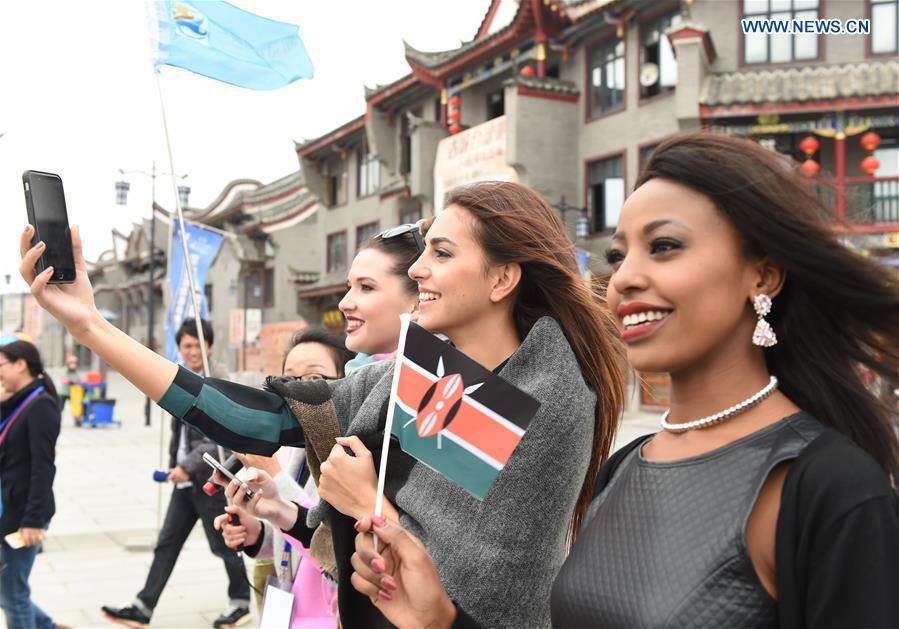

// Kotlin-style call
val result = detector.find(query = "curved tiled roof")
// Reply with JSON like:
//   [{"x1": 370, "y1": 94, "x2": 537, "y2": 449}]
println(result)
[
  {"x1": 504, "y1": 75, "x2": 580, "y2": 95},
  {"x1": 701, "y1": 60, "x2": 899, "y2": 106}
]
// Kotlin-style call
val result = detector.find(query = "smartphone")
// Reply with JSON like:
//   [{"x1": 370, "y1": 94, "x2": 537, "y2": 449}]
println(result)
[
  {"x1": 3, "y1": 531, "x2": 25, "y2": 550},
  {"x1": 202, "y1": 452, "x2": 254, "y2": 498},
  {"x1": 22, "y1": 170, "x2": 76, "y2": 284}
]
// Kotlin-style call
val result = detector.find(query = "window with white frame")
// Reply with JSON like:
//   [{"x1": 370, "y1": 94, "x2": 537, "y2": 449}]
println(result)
[
  {"x1": 323, "y1": 159, "x2": 347, "y2": 207},
  {"x1": 357, "y1": 150, "x2": 380, "y2": 198},
  {"x1": 872, "y1": 0, "x2": 899, "y2": 54},
  {"x1": 640, "y1": 11, "x2": 681, "y2": 99},
  {"x1": 327, "y1": 231, "x2": 347, "y2": 273},
  {"x1": 743, "y1": 0, "x2": 819, "y2": 64},
  {"x1": 588, "y1": 155, "x2": 625, "y2": 232},
  {"x1": 588, "y1": 38, "x2": 625, "y2": 117},
  {"x1": 355, "y1": 221, "x2": 380, "y2": 251}
]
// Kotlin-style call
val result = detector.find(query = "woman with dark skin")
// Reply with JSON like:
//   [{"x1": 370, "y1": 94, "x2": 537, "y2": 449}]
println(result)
[{"x1": 349, "y1": 133, "x2": 899, "y2": 628}]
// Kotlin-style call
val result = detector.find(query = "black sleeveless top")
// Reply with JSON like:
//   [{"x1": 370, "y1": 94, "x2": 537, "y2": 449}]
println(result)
[{"x1": 551, "y1": 413, "x2": 825, "y2": 628}]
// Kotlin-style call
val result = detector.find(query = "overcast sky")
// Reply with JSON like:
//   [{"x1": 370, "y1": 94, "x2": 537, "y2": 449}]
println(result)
[{"x1": 0, "y1": 0, "x2": 491, "y2": 294}]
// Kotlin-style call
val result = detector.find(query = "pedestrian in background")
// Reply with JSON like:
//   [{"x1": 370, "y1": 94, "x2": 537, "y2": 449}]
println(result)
[
  {"x1": 57, "y1": 355, "x2": 80, "y2": 420},
  {"x1": 0, "y1": 340, "x2": 65, "y2": 629},
  {"x1": 102, "y1": 318, "x2": 251, "y2": 629}
]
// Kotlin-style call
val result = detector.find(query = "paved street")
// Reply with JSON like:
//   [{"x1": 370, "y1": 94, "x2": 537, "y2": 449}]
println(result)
[{"x1": 4, "y1": 369, "x2": 658, "y2": 629}]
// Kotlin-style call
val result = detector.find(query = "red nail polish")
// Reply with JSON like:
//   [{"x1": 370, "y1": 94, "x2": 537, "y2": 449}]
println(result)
[
  {"x1": 372, "y1": 515, "x2": 386, "y2": 527},
  {"x1": 378, "y1": 590, "x2": 393, "y2": 601},
  {"x1": 381, "y1": 576, "x2": 397, "y2": 592},
  {"x1": 371, "y1": 558, "x2": 386, "y2": 574}
]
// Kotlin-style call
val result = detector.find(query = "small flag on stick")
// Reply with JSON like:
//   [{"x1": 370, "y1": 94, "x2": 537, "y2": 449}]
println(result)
[{"x1": 377, "y1": 316, "x2": 540, "y2": 501}]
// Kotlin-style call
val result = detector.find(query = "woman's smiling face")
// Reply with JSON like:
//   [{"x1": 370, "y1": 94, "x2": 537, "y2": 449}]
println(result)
[
  {"x1": 407, "y1": 205, "x2": 500, "y2": 338},
  {"x1": 605, "y1": 178, "x2": 762, "y2": 375},
  {"x1": 339, "y1": 248, "x2": 418, "y2": 355}
]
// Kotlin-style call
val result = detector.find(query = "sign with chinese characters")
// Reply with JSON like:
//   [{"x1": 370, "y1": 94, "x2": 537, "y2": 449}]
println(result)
[{"x1": 433, "y1": 115, "x2": 518, "y2": 210}]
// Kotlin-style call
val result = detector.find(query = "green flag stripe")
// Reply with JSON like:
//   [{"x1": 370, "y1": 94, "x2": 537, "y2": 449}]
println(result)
[{"x1": 392, "y1": 406, "x2": 498, "y2": 500}]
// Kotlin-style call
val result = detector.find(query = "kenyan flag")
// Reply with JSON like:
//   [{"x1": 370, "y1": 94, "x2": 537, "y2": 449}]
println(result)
[{"x1": 385, "y1": 319, "x2": 540, "y2": 499}]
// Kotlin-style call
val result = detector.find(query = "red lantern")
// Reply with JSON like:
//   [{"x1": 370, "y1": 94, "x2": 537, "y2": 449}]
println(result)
[
  {"x1": 799, "y1": 135, "x2": 820, "y2": 157},
  {"x1": 860, "y1": 131, "x2": 881, "y2": 152},
  {"x1": 449, "y1": 123, "x2": 462, "y2": 134},
  {"x1": 448, "y1": 95, "x2": 461, "y2": 108},
  {"x1": 448, "y1": 109, "x2": 461, "y2": 122},
  {"x1": 800, "y1": 159, "x2": 820, "y2": 177},
  {"x1": 519, "y1": 65, "x2": 535, "y2": 77},
  {"x1": 860, "y1": 155, "x2": 880, "y2": 176}
]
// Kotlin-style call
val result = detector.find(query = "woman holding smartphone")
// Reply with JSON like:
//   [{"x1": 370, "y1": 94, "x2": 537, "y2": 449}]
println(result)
[
  {"x1": 0, "y1": 340, "x2": 63, "y2": 629},
  {"x1": 349, "y1": 132, "x2": 899, "y2": 628},
  {"x1": 19, "y1": 187, "x2": 625, "y2": 629}
]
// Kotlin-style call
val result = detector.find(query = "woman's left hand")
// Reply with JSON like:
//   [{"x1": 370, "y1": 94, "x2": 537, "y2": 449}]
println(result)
[
  {"x1": 235, "y1": 452, "x2": 281, "y2": 478},
  {"x1": 20, "y1": 527, "x2": 46, "y2": 547},
  {"x1": 319, "y1": 436, "x2": 379, "y2": 520}
]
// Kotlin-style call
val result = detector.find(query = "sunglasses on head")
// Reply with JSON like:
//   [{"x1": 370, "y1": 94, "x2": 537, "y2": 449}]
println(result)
[{"x1": 377, "y1": 221, "x2": 425, "y2": 253}]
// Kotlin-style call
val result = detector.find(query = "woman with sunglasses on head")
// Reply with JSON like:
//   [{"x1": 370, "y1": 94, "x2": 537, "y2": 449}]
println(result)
[
  {"x1": 20, "y1": 186, "x2": 626, "y2": 629},
  {"x1": 349, "y1": 132, "x2": 899, "y2": 628},
  {"x1": 340, "y1": 223, "x2": 423, "y2": 376}
]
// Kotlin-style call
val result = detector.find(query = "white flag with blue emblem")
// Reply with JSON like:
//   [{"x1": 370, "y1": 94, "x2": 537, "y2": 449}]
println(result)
[{"x1": 147, "y1": 1, "x2": 314, "y2": 90}]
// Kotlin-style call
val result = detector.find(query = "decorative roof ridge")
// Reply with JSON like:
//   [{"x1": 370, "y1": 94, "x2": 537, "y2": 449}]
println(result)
[
  {"x1": 402, "y1": 0, "x2": 529, "y2": 72},
  {"x1": 701, "y1": 59, "x2": 899, "y2": 106},
  {"x1": 241, "y1": 171, "x2": 304, "y2": 202},
  {"x1": 295, "y1": 115, "x2": 366, "y2": 156},
  {"x1": 503, "y1": 75, "x2": 580, "y2": 94},
  {"x1": 707, "y1": 58, "x2": 898, "y2": 81}
]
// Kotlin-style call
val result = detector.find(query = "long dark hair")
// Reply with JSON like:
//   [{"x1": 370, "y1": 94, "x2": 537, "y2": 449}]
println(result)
[
  {"x1": 359, "y1": 227, "x2": 422, "y2": 296},
  {"x1": 445, "y1": 182, "x2": 627, "y2": 540},
  {"x1": 282, "y1": 327, "x2": 356, "y2": 376},
  {"x1": 639, "y1": 132, "x2": 899, "y2": 481},
  {"x1": 0, "y1": 340, "x2": 59, "y2": 403}
]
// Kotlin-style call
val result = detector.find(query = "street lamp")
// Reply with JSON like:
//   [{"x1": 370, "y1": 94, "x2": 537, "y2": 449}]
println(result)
[
  {"x1": 116, "y1": 163, "x2": 188, "y2": 426},
  {"x1": 555, "y1": 196, "x2": 590, "y2": 240}
]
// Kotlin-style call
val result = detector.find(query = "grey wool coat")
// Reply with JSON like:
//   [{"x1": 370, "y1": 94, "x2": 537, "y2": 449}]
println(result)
[{"x1": 307, "y1": 316, "x2": 597, "y2": 629}]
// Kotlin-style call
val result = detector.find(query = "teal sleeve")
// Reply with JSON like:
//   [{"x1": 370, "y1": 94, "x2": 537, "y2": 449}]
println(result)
[{"x1": 157, "y1": 366, "x2": 301, "y2": 456}]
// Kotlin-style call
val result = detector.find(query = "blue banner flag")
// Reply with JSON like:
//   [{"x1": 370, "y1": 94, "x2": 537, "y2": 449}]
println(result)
[
  {"x1": 147, "y1": 1, "x2": 314, "y2": 90},
  {"x1": 166, "y1": 220, "x2": 224, "y2": 364}
]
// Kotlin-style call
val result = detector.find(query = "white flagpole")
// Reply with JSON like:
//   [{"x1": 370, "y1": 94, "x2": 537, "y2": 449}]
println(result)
[
  {"x1": 154, "y1": 68, "x2": 226, "y2": 463},
  {"x1": 154, "y1": 69, "x2": 210, "y2": 379},
  {"x1": 373, "y1": 313, "x2": 411, "y2": 549}
]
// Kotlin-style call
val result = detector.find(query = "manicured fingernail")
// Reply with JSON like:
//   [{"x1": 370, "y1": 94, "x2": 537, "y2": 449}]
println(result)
[
  {"x1": 353, "y1": 521, "x2": 361, "y2": 531},
  {"x1": 371, "y1": 558, "x2": 386, "y2": 574},
  {"x1": 45, "y1": 266, "x2": 54, "y2": 275},
  {"x1": 372, "y1": 515, "x2": 386, "y2": 527},
  {"x1": 36, "y1": 241, "x2": 45, "y2": 249},
  {"x1": 378, "y1": 590, "x2": 393, "y2": 601},
  {"x1": 381, "y1": 576, "x2": 397, "y2": 592}
]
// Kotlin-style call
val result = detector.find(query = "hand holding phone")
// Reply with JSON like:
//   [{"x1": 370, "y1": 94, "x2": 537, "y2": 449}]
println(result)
[
  {"x1": 22, "y1": 170, "x2": 76, "y2": 284},
  {"x1": 4, "y1": 532, "x2": 25, "y2": 550},
  {"x1": 202, "y1": 452, "x2": 254, "y2": 498}
]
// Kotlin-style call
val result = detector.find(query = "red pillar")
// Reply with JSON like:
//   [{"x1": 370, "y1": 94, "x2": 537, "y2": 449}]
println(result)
[{"x1": 834, "y1": 133, "x2": 847, "y2": 223}]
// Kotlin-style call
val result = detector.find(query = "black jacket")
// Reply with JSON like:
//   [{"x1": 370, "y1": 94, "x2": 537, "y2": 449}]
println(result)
[
  {"x1": 168, "y1": 418, "x2": 228, "y2": 486},
  {"x1": 167, "y1": 363, "x2": 230, "y2": 487},
  {"x1": 0, "y1": 378, "x2": 61, "y2": 536}
]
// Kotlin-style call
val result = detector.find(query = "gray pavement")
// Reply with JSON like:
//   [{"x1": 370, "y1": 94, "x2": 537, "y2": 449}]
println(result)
[{"x1": 4, "y1": 369, "x2": 659, "y2": 629}]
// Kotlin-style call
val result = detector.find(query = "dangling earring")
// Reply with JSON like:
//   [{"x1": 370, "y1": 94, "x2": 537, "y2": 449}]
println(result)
[{"x1": 752, "y1": 294, "x2": 777, "y2": 347}]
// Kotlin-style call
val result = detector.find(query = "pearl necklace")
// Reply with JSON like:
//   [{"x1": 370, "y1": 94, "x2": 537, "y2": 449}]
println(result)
[{"x1": 660, "y1": 376, "x2": 779, "y2": 433}]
